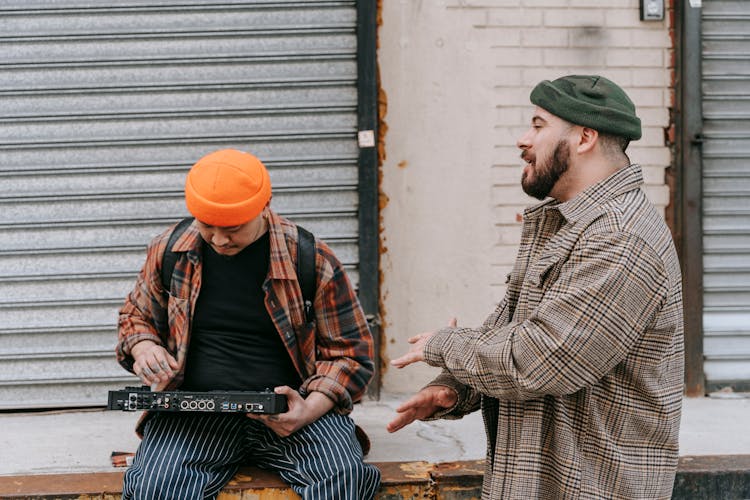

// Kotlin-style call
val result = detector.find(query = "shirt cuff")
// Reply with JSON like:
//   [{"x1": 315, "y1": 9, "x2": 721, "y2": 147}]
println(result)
[
  {"x1": 302, "y1": 376, "x2": 354, "y2": 415},
  {"x1": 423, "y1": 326, "x2": 453, "y2": 368}
]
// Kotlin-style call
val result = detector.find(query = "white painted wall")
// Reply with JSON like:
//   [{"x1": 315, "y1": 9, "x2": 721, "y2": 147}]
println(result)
[{"x1": 378, "y1": 0, "x2": 673, "y2": 394}]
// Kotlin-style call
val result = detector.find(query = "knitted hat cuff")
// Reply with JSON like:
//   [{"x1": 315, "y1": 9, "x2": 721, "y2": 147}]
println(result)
[{"x1": 530, "y1": 76, "x2": 642, "y2": 140}]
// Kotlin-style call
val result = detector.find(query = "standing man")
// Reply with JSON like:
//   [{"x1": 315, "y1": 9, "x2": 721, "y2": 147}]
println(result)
[
  {"x1": 117, "y1": 148, "x2": 380, "y2": 499},
  {"x1": 388, "y1": 75, "x2": 684, "y2": 499}
]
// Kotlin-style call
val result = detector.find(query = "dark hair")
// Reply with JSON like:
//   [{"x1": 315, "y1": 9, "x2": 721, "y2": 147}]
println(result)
[{"x1": 598, "y1": 132, "x2": 630, "y2": 155}]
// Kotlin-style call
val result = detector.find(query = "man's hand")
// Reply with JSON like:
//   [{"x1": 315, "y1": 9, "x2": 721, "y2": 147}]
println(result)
[
  {"x1": 386, "y1": 385, "x2": 458, "y2": 433},
  {"x1": 131, "y1": 340, "x2": 179, "y2": 390},
  {"x1": 248, "y1": 387, "x2": 335, "y2": 437},
  {"x1": 390, "y1": 317, "x2": 457, "y2": 369}
]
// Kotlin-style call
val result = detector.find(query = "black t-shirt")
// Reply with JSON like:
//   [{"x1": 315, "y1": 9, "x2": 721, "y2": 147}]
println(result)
[{"x1": 180, "y1": 232, "x2": 301, "y2": 392}]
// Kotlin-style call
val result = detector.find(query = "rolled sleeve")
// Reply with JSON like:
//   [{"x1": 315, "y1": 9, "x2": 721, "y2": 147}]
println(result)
[{"x1": 301, "y1": 243, "x2": 375, "y2": 413}]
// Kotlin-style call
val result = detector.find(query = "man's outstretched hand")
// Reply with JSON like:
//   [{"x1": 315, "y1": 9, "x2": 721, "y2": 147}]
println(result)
[
  {"x1": 390, "y1": 317, "x2": 457, "y2": 369},
  {"x1": 386, "y1": 385, "x2": 458, "y2": 433}
]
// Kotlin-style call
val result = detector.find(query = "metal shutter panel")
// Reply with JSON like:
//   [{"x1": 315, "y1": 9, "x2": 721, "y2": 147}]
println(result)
[
  {"x1": 701, "y1": 0, "x2": 750, "y2": 390},
  {"x1": 0, "y1": 0, "x2": 361, "y2": 408}
]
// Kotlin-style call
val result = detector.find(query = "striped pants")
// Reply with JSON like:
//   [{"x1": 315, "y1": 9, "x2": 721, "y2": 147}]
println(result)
[{"x1": 122, "y1": 411, "x2": 380, "y2": 500}]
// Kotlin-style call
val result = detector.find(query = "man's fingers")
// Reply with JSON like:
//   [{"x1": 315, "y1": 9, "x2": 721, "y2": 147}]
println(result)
[
  {"x1": 390, "y1": 353, "x2": 416, "y2": 369},
  {"x1": 274, "y1": 385, "x2": 295, "y2": 397},
  {"x1": 394, "y1": 400, "x2": 416, "y2": 414},
  {"x1": 448, "y1": 317, "x2": 458, "y2": 328},
  {"x1": 395, "y1": 392, "x2": 427, "y2": 413},
  {"x1": 134, "y1": 345, "x2": 179, "y2": 376},
  {"x1": 167, "y1": 353, "x2": 180, "y2": 370},
  {"x1": 387, "y1": 408, "x2": 416, "y2": 433},
  {"x1": 389, "y1": 386, "x2": 455, "y2": 434},
  {"x1": 136, "y1": 358, "x2": 173, "y2": 386}
]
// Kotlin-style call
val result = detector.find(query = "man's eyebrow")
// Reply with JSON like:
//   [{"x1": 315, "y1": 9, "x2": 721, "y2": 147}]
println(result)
[{"x1": 531, "y1": 115, "x2": 547, "y2": 125}]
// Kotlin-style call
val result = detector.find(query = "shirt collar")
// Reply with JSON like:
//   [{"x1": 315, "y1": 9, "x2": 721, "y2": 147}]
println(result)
[{"x1": 172, "y1": 219, "x2": 201, "y2": 254}]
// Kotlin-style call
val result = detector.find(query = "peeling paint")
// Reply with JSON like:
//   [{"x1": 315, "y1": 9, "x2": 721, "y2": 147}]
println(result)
[
  {"x1": 226, "y1": 473, "x2": 254, "y2": 484},
  {"x1": 398, "y1": 460, "x2": 434, "y2": 479},
  {"x1": 376, "y1": 0, "x2": 389, "y2": 381},
  {"x1": 216, "y1": 489, "x2": 298, "y2": 500}
]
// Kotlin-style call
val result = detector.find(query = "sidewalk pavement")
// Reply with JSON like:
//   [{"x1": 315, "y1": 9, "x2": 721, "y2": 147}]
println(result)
[{"x1": 0, "y1": 394, "x2": 748, "y2": 476}]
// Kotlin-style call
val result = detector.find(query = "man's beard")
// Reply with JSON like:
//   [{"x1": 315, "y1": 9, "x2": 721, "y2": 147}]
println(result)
[{"x1": 521, "y1": 140, "x2": 570, "y2": 200}]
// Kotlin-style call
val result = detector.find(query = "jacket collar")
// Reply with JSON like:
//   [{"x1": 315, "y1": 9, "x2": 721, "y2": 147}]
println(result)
[
  {"x1": 523, "y1": 164, "x2": 644, "y2": 223},
  {"x1": 171, "y1": 209, "x2": 298, "y2": 281},
  {"x1": 266, "y1": 209, "x2": 298, "y2": 281}
]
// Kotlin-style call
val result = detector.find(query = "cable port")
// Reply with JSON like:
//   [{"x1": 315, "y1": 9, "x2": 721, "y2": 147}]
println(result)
[{"x1": 180, "y1": 400, "x2": 190, "y2": 410}]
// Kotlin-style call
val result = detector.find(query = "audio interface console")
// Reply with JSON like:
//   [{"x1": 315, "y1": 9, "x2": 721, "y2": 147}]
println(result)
[{"x1": 107, "y1": 386, "x2": 288, "y2": 414}]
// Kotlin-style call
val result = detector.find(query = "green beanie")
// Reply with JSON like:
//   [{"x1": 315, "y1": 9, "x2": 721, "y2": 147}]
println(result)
[{"x1": 530, "y1": 75, "x2": 642, "y2": 140}]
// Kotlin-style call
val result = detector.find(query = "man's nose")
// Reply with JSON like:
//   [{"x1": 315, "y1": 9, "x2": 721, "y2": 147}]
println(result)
[
  {"x1": 211, "y1": 231, "x2": 230, "y2": 246},
  {"x1": 516, "y1": 128, "x2": 532, "y2": 149}
]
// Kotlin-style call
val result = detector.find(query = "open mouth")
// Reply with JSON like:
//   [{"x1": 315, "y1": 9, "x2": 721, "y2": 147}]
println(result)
[{"x1": 521, "y1": 151, "x2": 535, "y2": 167}]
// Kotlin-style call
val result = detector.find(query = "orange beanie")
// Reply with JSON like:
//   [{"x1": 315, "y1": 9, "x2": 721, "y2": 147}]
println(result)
[{"x1": 184, "y1": 149, "x2": 272, "y2": 226}]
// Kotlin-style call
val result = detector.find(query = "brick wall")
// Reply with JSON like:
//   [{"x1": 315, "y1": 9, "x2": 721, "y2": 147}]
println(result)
[
  {"x1": 475, "y1": 0, "x2": 673, "y2": 296},
  {"x1": 379, "y1": 0, "x2": 673, "y2": 393}
]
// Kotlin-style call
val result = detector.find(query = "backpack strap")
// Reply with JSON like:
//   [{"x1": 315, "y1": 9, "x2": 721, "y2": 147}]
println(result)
[
  {"x1": 161, "y1": 217, "x2": 194, "y2": 292},
  {"x1": 296, "y1": 225, "x2": 316, "y2": 325}
]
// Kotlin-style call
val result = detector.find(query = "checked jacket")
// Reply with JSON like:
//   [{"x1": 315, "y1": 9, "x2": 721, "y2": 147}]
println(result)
[{"x1": 424, "y1": 164, "x2": 684, "y2": 500}]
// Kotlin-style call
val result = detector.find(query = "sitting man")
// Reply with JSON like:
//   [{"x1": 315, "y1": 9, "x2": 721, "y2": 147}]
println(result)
[{"x1": 116, "y1": 148, "x2": 381, "y2": 500}]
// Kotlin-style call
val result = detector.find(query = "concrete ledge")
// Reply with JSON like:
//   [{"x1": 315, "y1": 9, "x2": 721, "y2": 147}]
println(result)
[
  {"x1": 1, "y1": 457, "x2": 749, "y2": 499},
  {"x1": 672, "y1": 455, "x2": 750, "y2": 500},
  {"x1": 0, "y1": 461, "x2": 457, "y2": 500}
]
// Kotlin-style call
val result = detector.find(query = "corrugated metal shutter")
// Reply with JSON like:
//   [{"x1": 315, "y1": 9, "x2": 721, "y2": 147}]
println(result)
[
  {"x1": 0, "y1": 0, "x2": 361, "y2": 408},
  {"x1": 701, "y1": 0, "x2": 750, "y2": 390}
]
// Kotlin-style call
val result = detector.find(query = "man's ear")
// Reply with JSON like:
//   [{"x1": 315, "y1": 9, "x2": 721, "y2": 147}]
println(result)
[{"x1": 576, "y1": 127, "x2": 598, "y2": 154}]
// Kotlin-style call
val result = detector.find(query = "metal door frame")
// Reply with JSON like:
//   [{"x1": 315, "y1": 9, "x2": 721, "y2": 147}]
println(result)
[
  {"x1": 356, "y1": 0, "x2": 381, "y2": 398},
  {"x1": 674, "y1": 0, "x2": 704, "y2": 396}
]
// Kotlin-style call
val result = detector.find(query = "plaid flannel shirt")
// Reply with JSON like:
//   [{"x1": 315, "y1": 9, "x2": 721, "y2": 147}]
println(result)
[
  {"x1": 425, "y1": 164, "x2": 684, "y2": 499},
  {"x1": 117, "y1": 210, "x2": 374, "y2": 427}
]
